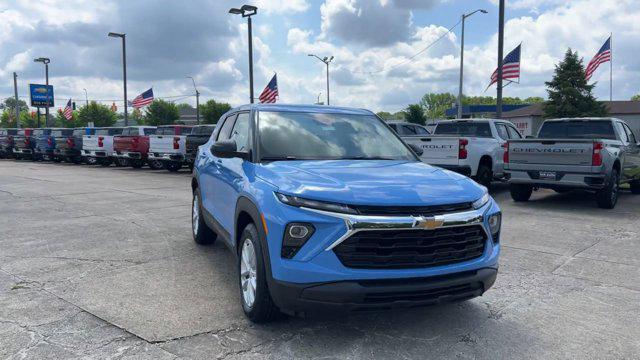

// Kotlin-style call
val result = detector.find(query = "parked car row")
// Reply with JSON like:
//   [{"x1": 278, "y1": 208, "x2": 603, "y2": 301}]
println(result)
[{"x1": 0, "y1": 124, "x2": 215, "y2": 172}]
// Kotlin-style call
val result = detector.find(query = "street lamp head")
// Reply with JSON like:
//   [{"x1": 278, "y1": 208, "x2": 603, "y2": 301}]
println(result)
[
  {"x1": 34, "y1": 57, "x2": 50, "y2": 64},
  {"x1": 229, "y1": 7, "x2": 242, "y2": 14},
  {"x1": 229, "y1": 5, "x2": 257, "y2": 17},
  {"x1": 480, "y1": 9, "x2": 488, "y2": 13},
  {"x1": 108, "y1": 32, "x2": 125, "y2": 38}
]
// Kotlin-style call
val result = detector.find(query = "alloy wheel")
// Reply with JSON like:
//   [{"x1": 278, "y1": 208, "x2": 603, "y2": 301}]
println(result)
[{"x1": 240, "y1": 239, "x2": 257, "y2": 309}]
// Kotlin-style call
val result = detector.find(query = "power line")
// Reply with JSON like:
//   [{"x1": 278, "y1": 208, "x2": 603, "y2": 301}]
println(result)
[{"x1": 352, "y1": 19, "x2": 462, "y2": 75}]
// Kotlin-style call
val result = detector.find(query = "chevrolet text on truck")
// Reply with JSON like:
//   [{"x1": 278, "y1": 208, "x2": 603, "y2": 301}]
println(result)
[
  {"x1": 192, "y1": 104, "x2": 501, "y2": 322},
  {"x1": 505, "y1": 118, "x2": 640, "y2": 209},
  {"x1": 400, "y1": 119, "x2": 523, "y2": 188}
]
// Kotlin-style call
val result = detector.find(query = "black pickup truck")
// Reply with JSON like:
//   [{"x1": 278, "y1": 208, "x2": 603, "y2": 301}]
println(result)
[
  {"x1": 0, "y1": 128, "x2": 18, "y2": 158},
  {"x1": 13, "y1": 128, "x2": 36, "y2": 160},
  {"x1": 185, "y1": 125, "x2": 215, "y2": 169},
  {"x1": 54, "y1": 128, "x2": 91, "y2": 164}
]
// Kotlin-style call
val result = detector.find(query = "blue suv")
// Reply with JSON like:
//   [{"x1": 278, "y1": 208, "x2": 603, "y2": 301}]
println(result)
[{"x1": 192, "y1": 104, "x2": 501, "y2": 322}]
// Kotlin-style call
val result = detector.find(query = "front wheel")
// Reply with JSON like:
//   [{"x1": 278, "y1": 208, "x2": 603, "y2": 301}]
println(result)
[
  {"x1": 148, "y1": 159, "x2": 164, "y2": 170},
  {"x1": 238, "y1": 223, "x2": 280, "y2": 323},
  {"x1": 596, "y1": 169, "x2": 619, "y2": 209},
  {"x1": 510, "y1": 184, "x2": 533, "y2": 202},
  {"x1": 164, "y1": 161, "x2": 182, "y2": 172},
  {"x1": 115, "y1": 158, "x2": 129, "y2": 167}
]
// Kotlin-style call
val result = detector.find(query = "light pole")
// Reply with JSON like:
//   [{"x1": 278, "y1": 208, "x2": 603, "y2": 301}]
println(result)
[
  {"x1": 308, "y1": 54, "x2": 334, "y2": 105},
  {"x1": 83, "y1": 88, "x2": 88, "y2": 107},
  {"x1": 34, "y1": 57, "x2": 51, "y2": 126},
  {"x1": 108, "y1": 32, "x2": 128, "y2": 125},
  {"x1": 457, "y1": 9, "x2": 487, "y2": 119},
  {"x1": 229, "y1": 5, "x2": 258, "y2": 104},
  {"x1": 186, "y1": 76, "x2": 200, "y2": 124},
  {"x1": 496, "y1": 0, "x2": 505, "y2": 118}
]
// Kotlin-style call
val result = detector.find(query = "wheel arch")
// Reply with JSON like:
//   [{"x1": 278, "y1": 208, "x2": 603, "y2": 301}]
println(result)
[{"x1": 235, "y1": 196, "x2": 274, "y2": 281}]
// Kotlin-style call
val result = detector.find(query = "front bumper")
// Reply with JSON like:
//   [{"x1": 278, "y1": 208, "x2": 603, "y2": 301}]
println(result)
[
  {"x1": 269, "y1": 267, "x2": 497, "y2": 315},
  {"x1": 148, "y1": 152, "x2": 185, "y2": 162}
]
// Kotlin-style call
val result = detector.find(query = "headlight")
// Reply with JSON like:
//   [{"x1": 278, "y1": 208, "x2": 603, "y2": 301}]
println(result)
[
  {"x1": 275, "y1": 193, "x2": 358, "y2": 215},
  {"x1": 472, "y1": 191, "x2": 490, "y2": 209},
  {"x1": 488, "y1": 212, "x2": 501, "y2": 243}
]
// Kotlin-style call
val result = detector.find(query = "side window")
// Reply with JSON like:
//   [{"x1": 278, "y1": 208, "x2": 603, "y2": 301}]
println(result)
[
  {"x1": 402, "y1": 125, "x2": 418, "y2": 135},
  {"x1": 623, "y1": 124, "x2": 637, "y2": 144},
  {"x1": 615, "y1": 122, "x2": 629, "y2": 142},
  {"x1": 495, "y1": 124, "x2": 509, "y2": 140},
  {"x1": 216, "y1": 114, "x2": 237, "y2": 141},
  {"x1": 506, "y1": 125, "x2": 522, "y2": 139},
  {"x1": 415, "y1": 126, "x2": 429, "y2": 135},
  {"x1": 230, "y1": 112, "x2": 250, "y2": 151}
]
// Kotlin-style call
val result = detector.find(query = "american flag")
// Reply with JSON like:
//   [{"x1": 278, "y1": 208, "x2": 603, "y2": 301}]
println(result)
[
  {"x1": 132, "y1": 88, "x2": 154, "y2": 108},
  {"x1": 585, "y1": 36, "x2": 611, "y2": 81},
  {"x1": 488, "y1": 44, "x2": 521, "y2": 88},
  {"x1": 259, "y1": 74, "x2": 278, "y2": 103},
  {"x1": 62, "y1": 99, "x2": 73, "y2": 120}
]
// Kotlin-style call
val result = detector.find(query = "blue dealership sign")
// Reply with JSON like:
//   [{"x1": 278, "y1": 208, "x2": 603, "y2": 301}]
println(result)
[{"x1": 29, "y1": 84, "x2": 54, "y2": 107}]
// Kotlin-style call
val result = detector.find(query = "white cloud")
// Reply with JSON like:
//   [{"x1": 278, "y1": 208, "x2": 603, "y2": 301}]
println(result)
[{"x1": 253, "y1": 0, "x2": 310, "y2": 14}]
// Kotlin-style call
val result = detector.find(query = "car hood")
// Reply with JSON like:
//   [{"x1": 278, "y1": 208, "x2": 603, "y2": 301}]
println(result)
[{"x1": 255, "y1": 160, "x2": 485, "y2": 206}]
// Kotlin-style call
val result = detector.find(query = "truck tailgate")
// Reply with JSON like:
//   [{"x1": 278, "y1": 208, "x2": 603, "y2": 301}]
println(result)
[
  {"x1": 509, "y1": 139, "x2": 594, "y2": 166},
  {"x1": 149, "y1": 135, "x2": 185, "y2": 154},
  {"x1": 403, "y1": 136, "x2": 460, "y2": 165},
  {"x1": 83, "y1": 135, "x2": 99, "y2": 150}
]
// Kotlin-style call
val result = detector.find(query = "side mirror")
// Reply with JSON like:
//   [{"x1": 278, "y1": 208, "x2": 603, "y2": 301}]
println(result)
[
  {"x1": 408, "y1": 143, "x2": 424, "y2": 156},
  {"x1": 210, "y1": 139, "x2": 249, "y2": 159}
]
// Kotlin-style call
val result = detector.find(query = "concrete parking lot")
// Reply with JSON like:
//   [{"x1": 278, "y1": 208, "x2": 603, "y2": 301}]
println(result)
[{"x1": 0, "y1": 159, "x2": 639, "y2": 359}]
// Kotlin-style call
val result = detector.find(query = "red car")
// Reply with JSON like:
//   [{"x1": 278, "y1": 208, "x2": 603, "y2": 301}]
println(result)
[{"x1": 113, "y1": 126, "x2": 162, "y2": 169}]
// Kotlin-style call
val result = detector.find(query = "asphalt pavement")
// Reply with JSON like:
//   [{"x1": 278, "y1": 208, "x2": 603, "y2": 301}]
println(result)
[{"x1": 1, "y1": 159, "x2": 639, "y2": 359}]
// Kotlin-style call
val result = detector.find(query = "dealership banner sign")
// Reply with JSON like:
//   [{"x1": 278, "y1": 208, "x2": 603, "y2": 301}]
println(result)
[{"x1": 29, "y1": 84, "x2": 54, "y2": 107}]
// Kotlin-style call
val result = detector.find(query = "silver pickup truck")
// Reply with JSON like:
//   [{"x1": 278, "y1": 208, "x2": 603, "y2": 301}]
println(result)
[{"x1": 504, "y1": 118, "x2": 640, "y2": 208}]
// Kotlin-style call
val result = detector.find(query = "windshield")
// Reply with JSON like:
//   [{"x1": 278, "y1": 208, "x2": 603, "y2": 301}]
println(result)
[
  {"x1": 258, "y1": 111, "x2": 416, "y2": 161},
  {"x1": 434, "y1": 122, "x2": 492, "y2": 137},
  {"x1": 538, "y1": 120, "x2": 616, "y2": 139}
]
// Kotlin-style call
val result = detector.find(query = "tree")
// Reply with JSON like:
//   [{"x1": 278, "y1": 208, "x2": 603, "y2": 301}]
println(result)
[
  {"x1": 54, "y1": 109, "x2": 84, "y2": 128},
  {"x1": 77, "y1": 102, "x2": 117, "y2": 127},
  {"x1": 376, "y1": 111, "x2": 402, "y2": 120},
  {"x1": 420, "y1": 93, "x2": 456, "y2": 119},
  {"x1": 631, "y1": 94, "x2": 640, "y2": 101},
  {"x1": 543, "y1": 49, "x2": 608, "y2": 118},
  {"x1": 0, "y1": 98, "x2": 29, "y2": 113},
  {"x1": 403, "y1": 104, "x2": 427, "y2": 125},
  {"x1": 201, "y1": 99, "x2": 231, "y2": 124},
  {"x1": 143, "y1": 99, "x2": 180, "y2": 126}
]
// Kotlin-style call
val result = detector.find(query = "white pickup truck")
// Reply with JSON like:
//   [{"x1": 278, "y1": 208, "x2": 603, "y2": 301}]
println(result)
[
  {"x1": 400, "y1": 119, "x2": 523, "y2": 188},
  {"x1": 148, "y1": 125, "x2": 193, "y2": 172},
  {"x1": 82, "y1": 127, "x2": 123, "y2": 166}
]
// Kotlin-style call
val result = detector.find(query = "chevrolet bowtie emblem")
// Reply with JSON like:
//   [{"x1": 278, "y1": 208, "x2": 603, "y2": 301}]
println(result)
[{"x1": 415, "y1": 217, "x2": 444, "y2": 229}]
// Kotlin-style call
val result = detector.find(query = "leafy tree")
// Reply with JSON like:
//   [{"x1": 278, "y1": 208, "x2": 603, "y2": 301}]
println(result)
[
  {"x1": 631, "y1": 94, "x2": 640, "y2": 101},
  {"x1": 403, "y1": 104, "x2": 427, "y2": 125},
  {"x1": 0, "y1": 97, "x2": 29, "y2": 113},
  {"x1": 420, "y1": 93, "x2": 456, "y2": 119},
  {"x1": 376, "y1": 111, "x2": 403, "y2": 120},
  {"x1": 143, "y1": 99, "x2": 180, "y2": 126},
  {"x1": 201, "y1": 99, "x2": 232, "y2": 124},
  {"x1": 54, "y1": 109, "x2": 84, "y2": 128},
  {"x1": 130, "y1": 108, "x2": 144, "y2": 125},
  {"x1": 77, "y1": 102, "x2": 117, "y2": 127},
  {"x1": 176, "y1": 103, "x2": 194, "y2": 111},
  {"x1": 543, "y1": 49, "x2": 607, "y2": 118},
  {"x1": 523, "y1": 96, "x2": 545, "y2": 104}
]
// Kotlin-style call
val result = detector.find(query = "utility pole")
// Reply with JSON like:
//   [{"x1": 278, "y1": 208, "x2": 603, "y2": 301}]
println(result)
[
  {"x1": 13, "y1": 72, "x2": 20, "y2": 128},
  {"x1": 457, "y1": 9, "x2": 487, "y2": 119},
  {"x1": 496, "y1": 0, "x2": 505, "y2": 118},
  {"x1": 187, "y1": 76, "x2": 200, "y2": 124},
  {"x1": 83, "y1": 88, "x2": 89, "y2": 107}
]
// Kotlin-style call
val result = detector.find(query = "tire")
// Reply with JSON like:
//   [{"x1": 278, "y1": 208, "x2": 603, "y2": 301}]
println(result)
[
  {"x1": 596, "y1": 169, "x2": 619, "y2": 209},
  {"x1": 130, "y1": 159, "x2": 144, "y2": 168},
  {"x1": 164, "y1": 161, "x2": 181, "y2": 172},
  {"x1": 474, "y1": 164, "x2": 493, "y2": 189},
  {"x1": 116, "y1": 158, "x2": 129, "y2": 167},
  {"x1": 192, "y1": 189, "x2": 217, "y2": 245},
  {"x1": 99, "y1": 158, "x2": 112, "y2": 167},
  {"x1": 86, "y1": 157, "x2": 98, "y2": 165},
  {"x1": 52, "y1": 156, "x2": 62, "y2": 163},
  {"x1": 148, "y1": 159, "x2": 164, "y2": 170},
  {"x1": 510, "y1": 184, "x2": 533, "y2": 202},
  {"x1": 631, "y1": 180, "x2": 640, "y2": 195},
  {"x1": 238, "y1": 223, "x2": 280, "y2": 323}
]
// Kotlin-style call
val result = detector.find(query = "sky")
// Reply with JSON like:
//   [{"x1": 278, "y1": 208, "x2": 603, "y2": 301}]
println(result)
[{"x1": 0, "y1": 0, "x2": 637, "y2": 114}]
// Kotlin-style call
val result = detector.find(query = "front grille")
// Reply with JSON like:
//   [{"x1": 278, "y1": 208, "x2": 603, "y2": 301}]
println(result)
[
  {"x1": 333, "y1": 225, "x2": 486, "y2": 269},
  {"x1": 353, "y1": 202, "x2": 473, "y2": 216},
  {"x1": 361, "y1": 283, "x2": 481, "y2": 305}
]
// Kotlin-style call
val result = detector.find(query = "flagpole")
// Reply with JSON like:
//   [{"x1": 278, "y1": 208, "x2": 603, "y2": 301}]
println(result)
[{"x1": 609, "y1": 33, "x2": 613, "y2": 102}]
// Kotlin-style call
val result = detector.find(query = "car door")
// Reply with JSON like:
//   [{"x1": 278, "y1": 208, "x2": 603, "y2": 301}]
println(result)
[
  {"x1": 216, "y1": 111, "x2": 251, "y2": 234},
  {"x1": 200, "y1": 114, "x2": 236, "y2": 217},
  {"x1": 621, "y1": 122, "x2": 640, "y2": 181}
]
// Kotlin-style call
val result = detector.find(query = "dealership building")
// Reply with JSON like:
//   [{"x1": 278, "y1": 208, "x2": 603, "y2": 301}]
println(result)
[{"x1": 445, "y1": 101, "x2": 640, "y2": 137}]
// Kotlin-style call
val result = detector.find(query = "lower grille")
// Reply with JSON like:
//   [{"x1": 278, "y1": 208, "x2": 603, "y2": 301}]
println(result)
[
  {"x1": 333, "y1": 225, "x2": 486, "y2": 269},
  {"x1": 362, "y1": 283, "x2": 481, "y2": 304}
]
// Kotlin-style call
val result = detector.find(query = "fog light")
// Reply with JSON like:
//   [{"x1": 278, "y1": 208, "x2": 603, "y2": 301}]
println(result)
[
  {"x1": 281, "y1": 223, "x2": 315, "y2": 259},
  {"x1": 488, "y1": 212, "x2": 501, "y2": 243}
]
